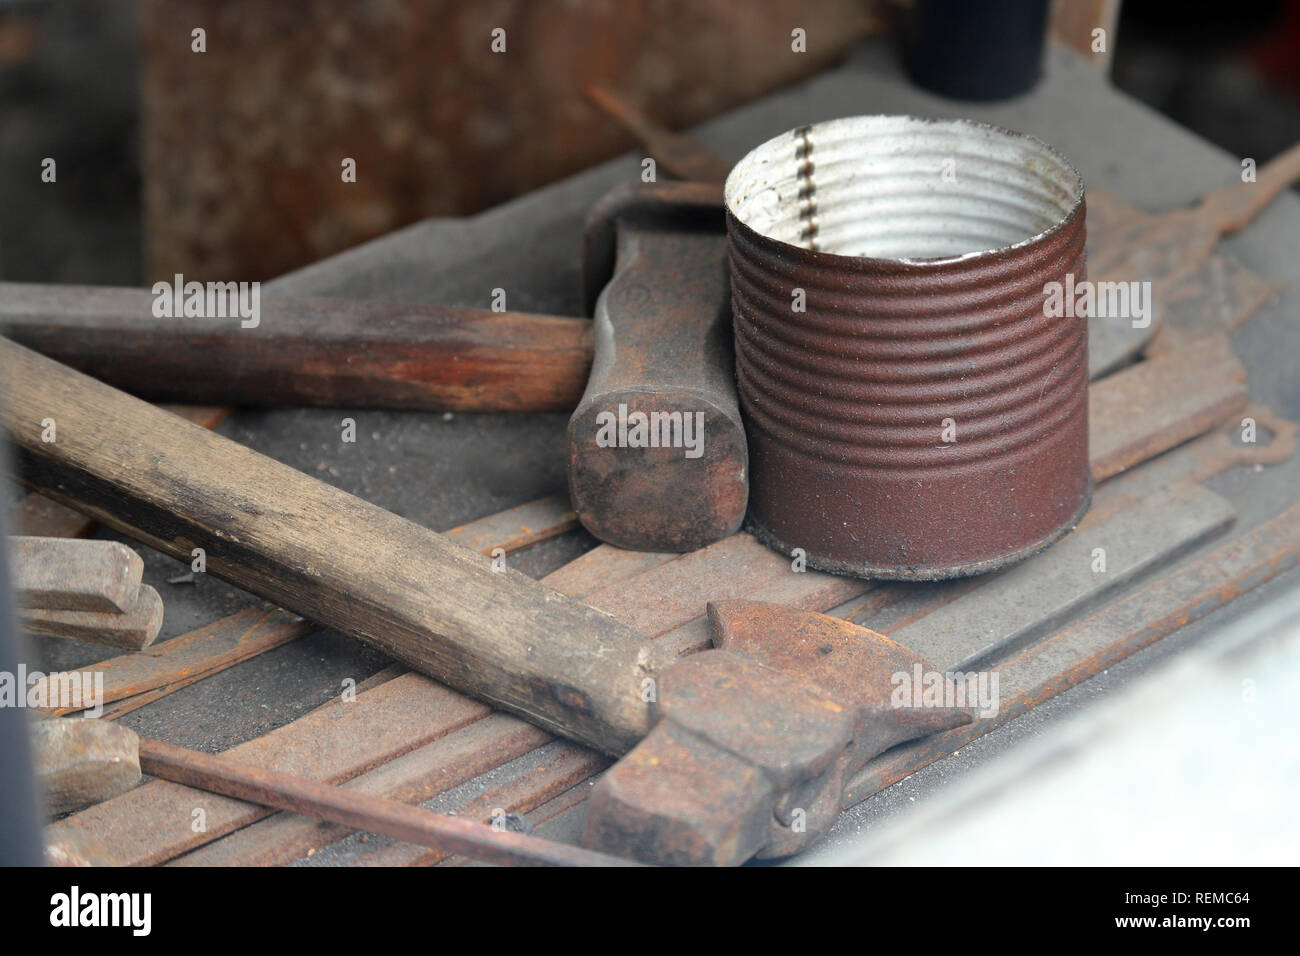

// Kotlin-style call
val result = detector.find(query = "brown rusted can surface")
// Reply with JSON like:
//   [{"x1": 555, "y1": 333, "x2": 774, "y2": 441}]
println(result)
[{"x1": 725, "y1": 116, "x2": 1090, "y2": 580}]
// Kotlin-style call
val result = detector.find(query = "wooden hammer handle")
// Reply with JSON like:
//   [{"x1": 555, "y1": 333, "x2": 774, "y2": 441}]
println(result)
[
  {"x1": 0, "y1": 338, "x2": 651, "y2": 755},
  {"x1": 0, "y1": 282, "x2": 593, "y2": 413}
]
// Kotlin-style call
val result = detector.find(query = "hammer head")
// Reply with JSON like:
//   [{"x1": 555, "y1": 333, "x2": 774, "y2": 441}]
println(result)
[
  {"x1": 583, "y1": 601, "x2": 975, "y2": 865},
  {"x1": 567, "y1": 182, "x2": 748, "y2": 552}
]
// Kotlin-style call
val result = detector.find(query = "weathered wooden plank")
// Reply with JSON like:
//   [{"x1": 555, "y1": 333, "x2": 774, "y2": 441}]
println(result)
[
  {"x1": 9, "y1": 536, "x2": 144, "y2": 613},
  {"x1": 1, "y1": 338, "x2": 653, "y2": 755}
]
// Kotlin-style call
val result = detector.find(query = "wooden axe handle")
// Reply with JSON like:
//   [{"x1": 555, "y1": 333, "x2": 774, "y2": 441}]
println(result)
[{"x1": 0, "y1": 338, "x2": 651, "y2": 755}]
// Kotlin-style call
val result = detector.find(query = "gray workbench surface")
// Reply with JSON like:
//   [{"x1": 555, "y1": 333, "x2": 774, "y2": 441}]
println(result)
[{"x1": 26, "y1": 37, "x2": 1300, "y2": 862}]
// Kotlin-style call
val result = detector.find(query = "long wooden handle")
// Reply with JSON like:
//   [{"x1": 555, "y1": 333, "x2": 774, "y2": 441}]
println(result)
[
  {"x1": 0, "y1": 283, "x2": 593, "y2": 412},
  {"x1": 0, "y1": 338, "x2": 651, "y2": 755}
]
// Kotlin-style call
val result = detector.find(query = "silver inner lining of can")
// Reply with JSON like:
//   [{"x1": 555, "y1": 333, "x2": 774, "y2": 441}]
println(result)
[{"x1": 724, "y1": 115, "x2": 1084, "y2": 263}]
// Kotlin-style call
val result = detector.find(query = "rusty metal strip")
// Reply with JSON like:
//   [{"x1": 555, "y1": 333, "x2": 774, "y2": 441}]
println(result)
[
  {"x1": 584, "y1": 533, "x2": 792, "y2": 637},
  {"x1": 138, "y1": 738, "x2": 634, "y2": 868},
  {"x1": 338, "y1": 742, "x2": 610, "y2": 867},
  {"x1": 170, "y1": 712, "x2": 551, "y2": 866},
  {"x1": 439, "y1": 495, "x2": 577, "y2": 554},
  {"x1": 38, "y1": 605, "x2": 309, "y2": 716},
  {"x1": 840, "y1": 499, "x2": 1300, "y2": 808},
  {"x1": 651, "y1": 568, "x2": 882, "y2": 661},
  {"x1": 186, "y1": 374, "x2": 1262, "y2": 868},
  {"x1": 1090, "y1": 335, "x2": 1246, "y2": 481},
  {"x1": 46, "y1": 530, "x2": 665, "y2": 866},
  {"x1": 470, "y1": 490, "x2": 1300, "y2": 860},
  {"x1": 438, "y1": 779, "x2": 597, "y2": 867},
  {"x1": 890, "y1": 483, "x2": 1236, "y2": 672},
  {"x1": 537, "y1": 544, "x2": 680, "y2": 600},
  {"x1": 1151, "y1": 255, "x2": 1283, "y2": 356},
  {"x1": 584, "y1": 84, "x2": 734, "y2": 185}
]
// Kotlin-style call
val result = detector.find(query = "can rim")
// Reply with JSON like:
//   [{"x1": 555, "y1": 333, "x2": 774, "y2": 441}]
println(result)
[{"x1": 724, "y1": 114, "x2": 1085, "y2": 267}]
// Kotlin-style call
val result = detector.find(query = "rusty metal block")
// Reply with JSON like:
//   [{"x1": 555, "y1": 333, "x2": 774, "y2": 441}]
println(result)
[
  {"x1": 583, "y1": 721, "x2": 775, "y2": 867},
  {"x1": 708, "y1": 600, "x2": 974, "y2": 774},
  {"x1": 658, "y1": 649, "x2": 853, "y2": 789}
]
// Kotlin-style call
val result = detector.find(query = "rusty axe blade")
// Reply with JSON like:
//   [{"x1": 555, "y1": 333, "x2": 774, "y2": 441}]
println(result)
[{"x1": 582, "y1": 600, "x2": 975, "y2": 865}]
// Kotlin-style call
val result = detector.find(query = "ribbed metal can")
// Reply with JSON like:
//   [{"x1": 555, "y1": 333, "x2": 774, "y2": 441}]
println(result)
[{"x1": 724, "y1": 116, "x2": 1090, "y2": 580}]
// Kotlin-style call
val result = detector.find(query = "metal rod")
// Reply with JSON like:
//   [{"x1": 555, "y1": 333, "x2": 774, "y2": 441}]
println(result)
[
  {"x1": 584, "y1": 84, "x2": 732, "y2": 185},
  {"x1": 137, "y1": 738, "x2": 642, "y2": 867}
]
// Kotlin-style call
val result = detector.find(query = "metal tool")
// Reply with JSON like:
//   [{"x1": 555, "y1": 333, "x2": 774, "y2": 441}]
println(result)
[
  {"x1": 28, "y1": 717, "x2": 142, "y2": 816},
  {"x1": 10, "y1": 536, "x2": 164, "y2": 648},
  {"x1": 568, "y1": 181, "x2": 748, "y2": 552},
  {"x1": 583, "y1": 600, "x2": 974, "y2": 865},
  {"x1": 9, "y1": 536, "x2": 144, "y2": 613}
]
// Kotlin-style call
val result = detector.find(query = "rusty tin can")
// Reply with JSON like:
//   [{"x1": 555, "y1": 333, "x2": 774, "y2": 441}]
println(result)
[{"x1": 725, "y1": 116, "x2": 1090, "y2": 580}]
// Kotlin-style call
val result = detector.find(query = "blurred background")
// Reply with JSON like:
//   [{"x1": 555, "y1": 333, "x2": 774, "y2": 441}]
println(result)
[{"x1": 1, "y1": 0, "x2": 1298, "y2": 288}]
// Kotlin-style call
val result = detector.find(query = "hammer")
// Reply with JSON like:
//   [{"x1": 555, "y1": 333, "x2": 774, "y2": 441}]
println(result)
[
  {"x1": 3, "y1": 182, "x2": 750, "y2": 553},
  {"x1": 567, "y1": 181, "x2": 748, "y2": 552},
  {"x1": 2, "y1": 340, "x2": 947, "y2": 864}
]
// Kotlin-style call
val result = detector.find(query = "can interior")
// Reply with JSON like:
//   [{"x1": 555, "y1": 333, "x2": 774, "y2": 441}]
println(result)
[{"x1": 724, "y1": 115, "x2": 1083, "y2": 262}]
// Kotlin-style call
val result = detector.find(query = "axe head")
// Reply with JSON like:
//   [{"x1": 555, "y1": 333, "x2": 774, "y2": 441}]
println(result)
[{"x1": 583, "y1": 601, "x2": 975, "y2": 865}]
